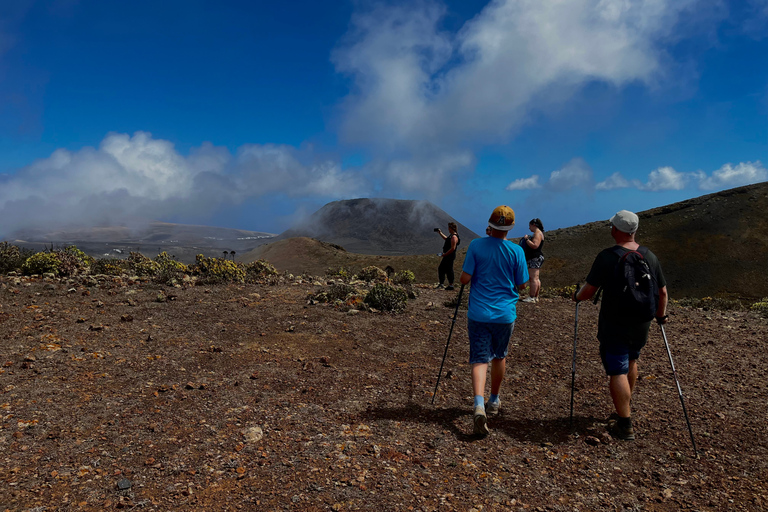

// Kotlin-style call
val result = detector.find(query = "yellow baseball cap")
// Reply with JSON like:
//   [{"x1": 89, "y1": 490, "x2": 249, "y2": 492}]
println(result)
[{"x1": 488, "y1": 205, "x2": 515, "y2": 231}]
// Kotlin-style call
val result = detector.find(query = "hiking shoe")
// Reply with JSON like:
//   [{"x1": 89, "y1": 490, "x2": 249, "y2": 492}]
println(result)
[
  {"x1": 608, "y1": 420, "x2": 635, "y2": 441},
  {"x1": 521, "y1": 297, "x2": 536, "y2": 303},
  {"x1": 486, "y1": 399, "x2": 501, "y2": 416},
  {"x1": 445, "y1": 285, "x2": 455, "y2": 291},
  {"x1": 473, "y1": 406, "x2": 489, "y2": 436},
  {"x1": 435, "y1": 283, "x2": 445, "y2": 289}
]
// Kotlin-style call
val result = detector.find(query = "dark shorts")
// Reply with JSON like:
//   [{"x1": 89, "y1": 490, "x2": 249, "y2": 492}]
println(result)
[
  {"x1": 468, "y1": 319, "x2": 514, "y2": 364},
  {"x1": 527, "y1": 255, "x2": 544, "y2": 269},
  {"x1": 599, "y1": 338, "x2": 647, "y2": 376}
]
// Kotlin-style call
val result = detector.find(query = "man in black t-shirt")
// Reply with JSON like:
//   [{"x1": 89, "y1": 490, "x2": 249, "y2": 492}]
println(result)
[{"x1": 573, "y1": 210, "x2": 668, "y2": 441}]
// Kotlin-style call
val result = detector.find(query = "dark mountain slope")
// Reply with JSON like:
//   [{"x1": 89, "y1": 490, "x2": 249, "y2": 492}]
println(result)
[{"x1": 277, "y1": 198, "x2": 480, "y2": 255}]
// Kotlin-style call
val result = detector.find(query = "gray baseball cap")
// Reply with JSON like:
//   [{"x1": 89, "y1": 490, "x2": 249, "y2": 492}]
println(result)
[{"x1": 610, "y1": 210, "x2": 639, "y2": 234}]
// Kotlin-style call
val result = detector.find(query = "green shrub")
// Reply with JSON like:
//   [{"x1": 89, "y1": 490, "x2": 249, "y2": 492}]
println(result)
[
  {"x1": 365, "y1": 284, "x2": 408, "y2": 313},
  {"x1": 750, "y1": 298, "x2": 768, "y2": 319},
  {"x1": 127, "y1": 252, "x2": 158, "y2": 277},
  {"x1": 56, "y1": 246, "x2": 94, "y2": 276},
  {"x1": 193, "y1": 254, "x2": 245, "y2": 284},
  {"x1": 22, "y1": 252, "x2": 61, "y2": 276},
  {"x1": 675, "y1": 297, "x2": 744, "y2": 311},
  {"x1": 391, "y1": 269, "x2": 415, "y2": 285},
  {"x1": 92, "y1": 258, "x2": 128, "y2": 276},
  {"x1": 310, "y1": 283, "x2": 360, "y2": 303},
  {"x1": 356, "y1": 266, "x2": 388, "y2": 283},
  {"x1": 325, "y1": 267, "x2": 350, "y2": 279},
  {"x1": 153, "y1": 252, "x2": 188, "y2": 284},
  {"x1": 540, "y1": 285, "x2": 578, "y2": 299},
  {"x1": 244, "y1": 260, "x2": 278, "y2": 283},
  {"x1": 0, "y1": 242, "x2": 33, "y2": 274}
]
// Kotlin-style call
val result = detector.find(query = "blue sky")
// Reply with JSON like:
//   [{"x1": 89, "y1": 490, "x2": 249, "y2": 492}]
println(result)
[{"x1": 0, "y1": 0, "x2": 766, "y2": 239}]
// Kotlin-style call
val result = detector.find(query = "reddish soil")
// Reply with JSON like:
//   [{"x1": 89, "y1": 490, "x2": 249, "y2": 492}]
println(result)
[{"x1": 1, "y1": 274, "x2": 766, "y2": 511}]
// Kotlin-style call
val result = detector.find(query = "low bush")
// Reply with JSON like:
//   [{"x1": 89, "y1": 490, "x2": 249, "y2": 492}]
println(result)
[
  {"x1": 22, "y1": 252, "x2": 61, "y2": 276},
  {"x1": 674, "y1": 297, "x2": 744, "y2": 311},
  {"x1": 540, "y1": 285, "x2": 578, "y2": 299},
  {"x1": 0, "y1": 242, "x2": 33, "y2": 274},
  {"x1": 311, "y1": 283, "x2": 360, "y2": 303},
  {"x1": 750, "y1": 298, "x2": 768, "y2": 319},
  {"x1": 128, "y1": 252, "x2": 158, "y2": 277},
  {"x1": 391, "y1": 269, "x2": 415, "y2": 285},
  {"x1": 92, "y1": 258, "x2": 128, "y2": 276},
  {"x1": 154, "y1": 252, "x2": 188, "y2": 284},
  {"x1": 56, "y1": 246, "x2": 94, "y2": 276},
  {"x1": 356, "y1": 266, "x2": 387, "y2": 283},
  {"x1": 365, "y1": 284, "x2": 408, "y2": 313},
  {"x1": 325, "y1": 267, "x2": 350, "y2": 279},
  {"x1": 245, "y1": 260, "x2": 278, "y2": 283},
  {"x1": 193, "y1": 254, "x2": 245, "y2": 284}
]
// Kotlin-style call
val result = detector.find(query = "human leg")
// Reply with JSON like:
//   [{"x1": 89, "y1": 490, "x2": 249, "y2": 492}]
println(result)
[
  {"x1": 627, "y1": 359, "x2": 638, "y2": 393},
  {"x1": 601, "y1": 346, "x2": 635, "y2": 440},
  {"x1": 609, "y1": 374, "x2": 632, "y2": 417},
  {"x1": 490, "y1": 358, "x2": 506, "y2": 396},
  {"x1": 529, "y1": 268, "x2": 540, "y2": 299},
  {"x1": 445, "y1": 265, "x2": 455, "y2": 289}
]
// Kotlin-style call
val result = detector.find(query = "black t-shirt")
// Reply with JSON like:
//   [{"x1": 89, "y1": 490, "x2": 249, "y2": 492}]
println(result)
[
  {"x1": 586, "y1": 245, "x2": 667, "y2": 345},
  {"x1": 442, "y1": 234, "x2": 459, "y2": 259}
]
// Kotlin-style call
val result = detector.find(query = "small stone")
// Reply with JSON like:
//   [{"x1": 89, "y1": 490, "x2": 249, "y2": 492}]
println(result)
[
  {"x1": 244, "y1": 426, "x2": 264, "y2": 443},
  {"x1": 120, "y1": 314, "x2": 133, "y2": 322},
  {"x1": 585, "y1": 436, "x2": 601, "y2": 446},
  {"x1": 116, "y1": 478, "x2": 132, "y2": 490}
]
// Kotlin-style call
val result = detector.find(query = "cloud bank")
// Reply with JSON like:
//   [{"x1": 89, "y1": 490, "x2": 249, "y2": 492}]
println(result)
[
  {"x1": 0, "y1": 131, "x2": 363, "y2": 236},
  {"x1": 334, "y1": 0, "x2": 710, "y2": 187},
  {"x1": 512, "y1": 159, "x2": 768, "y2": 193}
]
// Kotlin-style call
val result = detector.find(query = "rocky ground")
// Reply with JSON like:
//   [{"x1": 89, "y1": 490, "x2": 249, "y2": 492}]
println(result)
[{"x1": 1, "y1": 274, "x2": 766, "y2": 511}]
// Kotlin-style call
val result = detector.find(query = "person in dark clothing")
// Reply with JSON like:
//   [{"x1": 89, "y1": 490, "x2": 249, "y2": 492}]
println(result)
[
  {"x1": 521, "y1": 218, "x2": 545, "y2": 303},
  {"x1": 573, "y1": 210, "x2": 668, "y2": 441},
  {"x1": 436, "y1": 222, "x2": 460, "y2": 290}
]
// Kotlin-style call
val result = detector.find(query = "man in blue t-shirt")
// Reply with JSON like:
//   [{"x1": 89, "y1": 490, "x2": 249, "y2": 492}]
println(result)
[{"x1": 460, "y1": 205, "x2": 529, "y2": 436}]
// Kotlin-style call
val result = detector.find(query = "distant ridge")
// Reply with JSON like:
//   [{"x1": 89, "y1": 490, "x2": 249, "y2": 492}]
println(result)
[
  {"x1": 246, "y1": 182, "x2": 768, "y2": 299},
  {"x1": 542, "y1": 181, "x2": 768, "y2": 299},
  {"x1": 277, "y1": 198, "x2": 480, "y2": 255}
]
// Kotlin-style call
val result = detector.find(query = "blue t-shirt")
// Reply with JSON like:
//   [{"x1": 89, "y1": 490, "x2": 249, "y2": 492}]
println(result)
[{"x1": 462, "y1": 237, "x2": 529, "y2": 324}]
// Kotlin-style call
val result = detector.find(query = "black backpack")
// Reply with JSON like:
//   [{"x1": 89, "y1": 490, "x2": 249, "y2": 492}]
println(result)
[{"x1": 609, "y1": 246, "x2": 659, "y2": 322}]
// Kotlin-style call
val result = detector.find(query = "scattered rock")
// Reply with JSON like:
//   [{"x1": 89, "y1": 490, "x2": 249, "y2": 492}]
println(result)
[
  {"x1": 244, "y1": 426, "x2": 264, "y2": 443},
  {"x1": 585, "y1": 436, "x2": 601, "y2": 446}
]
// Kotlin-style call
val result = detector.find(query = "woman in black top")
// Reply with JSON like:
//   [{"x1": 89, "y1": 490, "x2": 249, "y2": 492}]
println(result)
[
  {"x1": 436, "y1": 222, "x2": 460, "y2": 290},
  {"x1": 521, "y1": 218, "x2": 544, "y2": 303}
]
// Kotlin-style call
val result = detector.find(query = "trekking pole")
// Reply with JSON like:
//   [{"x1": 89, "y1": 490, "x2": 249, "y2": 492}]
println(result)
[
  {"x1": 659, "y1": 323, "x2": 697, "y2": 456},
  {"x1": 431, "y1": 284, "x2": 465, "y2": 404},
  {"x1": 569, "y1": 300, "x2": 580, "y2": 430}
]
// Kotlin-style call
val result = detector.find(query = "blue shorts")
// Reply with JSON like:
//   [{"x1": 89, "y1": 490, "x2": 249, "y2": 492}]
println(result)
[
  {"x1": 468, "y1": 319, "x2": 514, "y2": 364},
  {"x1": 600, "y1": 341, "x2": 645, "y2": 376}
]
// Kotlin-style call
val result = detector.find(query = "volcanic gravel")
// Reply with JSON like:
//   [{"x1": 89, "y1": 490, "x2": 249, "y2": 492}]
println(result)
[{"x1": 1, "y1": 274, "x2": 766, "y2": 511}]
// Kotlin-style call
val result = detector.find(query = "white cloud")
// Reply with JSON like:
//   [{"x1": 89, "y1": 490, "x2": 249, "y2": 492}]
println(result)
[
  {"x1": 697, "y1": 161, "x2": 767, "y2": 190},
  {"x1": 596, "y1": 172, "x2": 633, "y2": 190},
  {"x1": 333, "y1": 0, "x2": 708, "y2": 157},
  {"x1": 506, "y1": 175, "x2": 541, "y2": 191},
  {"x1": 548, "y1": 158, "x2": 593, "y2": 191},
  {"x1": 0, "y1": 132, "x2": 363, "y2": 235},
  {"x1": 639, "y1": 166, "x2": 688, "y2": 191}
]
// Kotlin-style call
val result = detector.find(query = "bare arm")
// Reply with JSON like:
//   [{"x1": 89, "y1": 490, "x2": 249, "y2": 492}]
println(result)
[
  {"x1": 525, "y1": 231, "x2": 543, "y2": 249},
  {"x1": 460, "y1": 271, "x2": 472, "y2": 285},
  {"x1": 574, "y1": 282, "x2": 599, "y2": 302},
  {"x1": 442, "y1": 235, "x2": 458, "y2": 257},
  {"x1": 656, "y1": 286, "x2": 668, "y2": 323}
]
